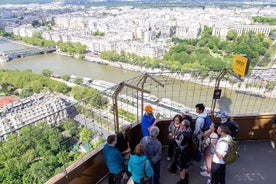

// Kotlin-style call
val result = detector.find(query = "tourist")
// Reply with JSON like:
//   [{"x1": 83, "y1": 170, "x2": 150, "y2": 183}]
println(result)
[
  {"x1": 217, "y1": 111, "x2": 240, "y2": 138},
  {"x1": 174, "y1": 131, "x2": 197, "y2": 184},
  {"x1": 128, "y1": 143, "x2": 154, "y2": 184},
  {"x1": 167, "y1": 114, "x2": 183, "y2": 161},
  {"x1": 103, "y1": 134, "x2": 125, "y2": 184},
  {"x1": 141, "y1": 105, "x2": 160, "y2": 137},
  {"x1": 200, "y1": 122, "x2": 220, "y2": 177},
  {"x1": 140, "y1": 126, "x2": 162, "y2": 184},
  {"x1": 115, "y1": 129, "x2": 131, "y2": 178},
  {"x1": 194, "y1": 103, "x2": 208, "y2": 151},
  {"x1": 168, "y1": 119, "x2": 193, "y2": 175},
  {"x1": 208, "y1": 124, "x2": 232, "y2": 184}
]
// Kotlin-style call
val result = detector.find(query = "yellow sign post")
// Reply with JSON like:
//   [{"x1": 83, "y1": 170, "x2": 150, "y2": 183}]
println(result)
[{"x1": 233, "y1": 54, "x2": 250, "y2": 76}]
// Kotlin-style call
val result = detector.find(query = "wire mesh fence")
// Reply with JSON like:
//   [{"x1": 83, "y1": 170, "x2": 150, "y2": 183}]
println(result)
[{"x1": 0, "y1": 68, "x2": 275, "y2": 183}]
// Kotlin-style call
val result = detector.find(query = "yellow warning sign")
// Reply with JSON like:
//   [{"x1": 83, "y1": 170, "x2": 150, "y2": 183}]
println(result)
[{"x1": 233, "y1": 54, "x2": 250, "y2": 76}]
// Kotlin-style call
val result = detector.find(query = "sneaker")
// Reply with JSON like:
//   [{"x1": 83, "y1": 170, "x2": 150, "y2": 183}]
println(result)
[
  {"x1": 167, "y1": 157, "x2": 172, "y2": 161},
  {"x1": 200, "y1": 171, "x2": 211, "y2": 177},
  {"x1": 200, "y1": 165, "x2": 207, "y2": 171},
  {"x1": 207, "y1": 179, "x2": 212, "y2": 184}
]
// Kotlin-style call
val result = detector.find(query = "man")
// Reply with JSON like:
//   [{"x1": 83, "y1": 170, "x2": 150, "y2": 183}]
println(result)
[
  {"x1": 217, "y1": 111, "x2": 240, "y2": 138},
  {"x1": 103, "y1": 134, "x2": 125, "y2": 184},
  {"x1": 180, "y1": 108, "x2": 193, "y2": 123},
  {"x1": 141, "y1": 126, "x2": 162, "y2": 184},
  {"x1": 141, "y1": 105, "x2": 160, "y2": 137},
  {"x1": 208, "y1": 124, "x2": 232, "y2": 184},
  {"x1": 194, "y1": 103, "x2": 208, "y2": 151}
]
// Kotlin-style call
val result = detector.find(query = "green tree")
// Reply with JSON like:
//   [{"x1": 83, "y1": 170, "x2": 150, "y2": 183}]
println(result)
[
  {"x1": 61, "y1": 74, "x2": 70, "y2": 81},
  {"x1": 74, "y1": 77, "x2": 83, "y2": 85},
  {"x1": 63, "y1": 120, "x2": 79, "y2": 136},
  {"x1": 42, "y1": 69, "x2": 53, "y2": 77},
  {"x1": 226, "y1": 30, "x2": 238, "y2": 41},
  {"x1": 79, "y1": 127, "x2": 92, "y2": 143}
]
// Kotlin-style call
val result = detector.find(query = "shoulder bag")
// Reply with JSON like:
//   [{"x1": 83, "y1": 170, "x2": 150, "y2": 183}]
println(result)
[{"x1": 140, "y1": 160, "x2": 152, "y2": 184}]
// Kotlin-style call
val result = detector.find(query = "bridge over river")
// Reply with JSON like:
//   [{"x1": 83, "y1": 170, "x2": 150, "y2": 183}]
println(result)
[{"x1": 0, "y1": 46, "x2": 56, "y2": 61}]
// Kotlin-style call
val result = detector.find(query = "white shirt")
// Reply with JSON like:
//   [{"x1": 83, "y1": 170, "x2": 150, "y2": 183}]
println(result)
[{"x1": 212, "y1": 135, "x2": 231, "y2": 164}]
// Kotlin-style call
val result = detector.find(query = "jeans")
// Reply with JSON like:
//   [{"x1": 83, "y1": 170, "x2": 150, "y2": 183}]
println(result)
[{"x1": 152, "y1": 160, "x2": 161, "y2": 184}]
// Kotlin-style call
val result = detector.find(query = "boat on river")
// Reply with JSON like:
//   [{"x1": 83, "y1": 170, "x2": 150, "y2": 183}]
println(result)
[
  {"x1": 159, "y1": 98, "x2": 187, "y2": 112},
  {"x1": 137, "y1": 92, "x2": 159, "y2": 104},
  {"x1": 90, "y1": 80, "x2": 116, "y2": 91},
  {"x1": 0, "y1": 53, "x2": 9, "y2": 62}
]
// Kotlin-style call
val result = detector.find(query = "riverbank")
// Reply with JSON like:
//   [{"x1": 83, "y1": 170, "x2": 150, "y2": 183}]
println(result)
[
  {"x1": 83, "y1": 54, "x2": 276, "y2": 98},
  {"x1": 1, "y1": 37, "x2": 275, "y2": 98}
]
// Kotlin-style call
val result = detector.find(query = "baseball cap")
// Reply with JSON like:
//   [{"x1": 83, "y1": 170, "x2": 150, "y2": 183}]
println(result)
[{"x1": 144, "y1": 105, "x2": 153, "y2": 111}]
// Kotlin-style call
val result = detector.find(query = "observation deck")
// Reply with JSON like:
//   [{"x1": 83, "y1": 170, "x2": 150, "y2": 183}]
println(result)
[
  {"x1": 47, "y1": 70, "x2": 276, "y2": 184},
  {"x1": 1, "y1": 69, "x2": 275, "y2": 184}
]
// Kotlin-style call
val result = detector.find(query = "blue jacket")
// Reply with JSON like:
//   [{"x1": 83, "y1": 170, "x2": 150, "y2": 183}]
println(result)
[
  {"x1": 103, "y1": 143, "x2": 124, "y2": 174},
  {"x1": 141, "y1": 113, "x2": 156, "y2": 137},
  {"x1": 128, "y1": 154, "x2": 154, "y2": 183}
]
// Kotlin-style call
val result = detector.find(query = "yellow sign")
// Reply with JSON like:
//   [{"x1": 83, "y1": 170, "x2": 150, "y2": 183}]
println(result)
[{"x1": 233, "y1": 54, "x2": 250, "y2": 76}]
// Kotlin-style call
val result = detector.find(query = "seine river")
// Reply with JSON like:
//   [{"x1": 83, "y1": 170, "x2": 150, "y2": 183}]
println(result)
[
  {"x1": 1, "y1": 39, "x2": 276, "y2": 114},
  {"x1": 0, "y1": 39, "x2": 140, "y2": 83}
]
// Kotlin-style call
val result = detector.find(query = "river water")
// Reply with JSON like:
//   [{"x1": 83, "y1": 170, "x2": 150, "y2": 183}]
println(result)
[
  {"x1": 0, "y1": 39, "x2": 139, "y2": 83},
  {"x1": 1, "y1": 39, "x2": 275, "y2": 114}
]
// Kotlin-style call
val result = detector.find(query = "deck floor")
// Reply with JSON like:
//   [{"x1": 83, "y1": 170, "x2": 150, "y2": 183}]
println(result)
[{"x1": 99, "y1": 140, "x2": 276, "y2": 184}]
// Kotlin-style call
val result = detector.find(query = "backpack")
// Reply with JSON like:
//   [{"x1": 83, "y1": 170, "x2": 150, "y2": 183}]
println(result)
[
  {"x1": 221, "y1": 139, "x2": 239, "y2": 164},
  {"x1": 201, "y1": 116, "x2": 211, "y2": 132}
]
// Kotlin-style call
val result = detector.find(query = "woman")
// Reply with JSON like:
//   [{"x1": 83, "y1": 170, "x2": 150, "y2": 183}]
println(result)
[
  {"x1": 200, "y1": 122, "x2": 220, "y2": 177},
  {"x1": 168, "y1": 119, "x2": 192, "y2": 175},
  {"x1": 128, "y1": 144, "x2": 154, "y2": 184},
  {"x1": 167, "y1": 114, "x2": 183, "y2": 160},
  {"x1": 115, "y1": 129, "x2": 131, "y2": 178},
  {"x1": 175, "y1": 131, "x2": 197, "y2": 184}
]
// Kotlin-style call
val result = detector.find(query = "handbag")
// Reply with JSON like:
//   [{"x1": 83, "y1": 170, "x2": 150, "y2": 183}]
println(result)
[{"x1": 140, "y1": 160, "x2": 152, "y2": 184}]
